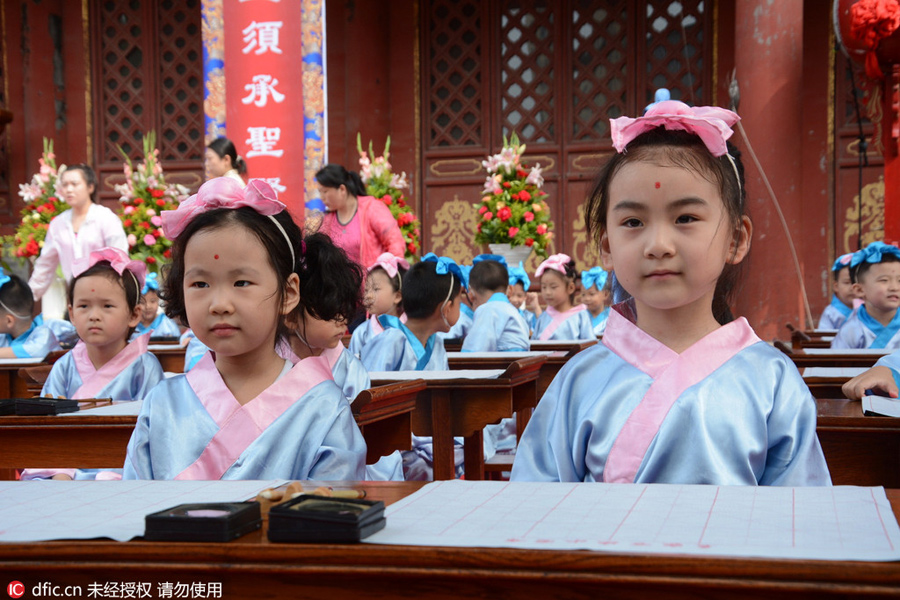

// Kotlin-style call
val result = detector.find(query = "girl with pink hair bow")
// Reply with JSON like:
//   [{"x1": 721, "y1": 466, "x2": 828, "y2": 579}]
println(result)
[
  {"x1": 512, "y1": 100, "x2": 830, "y2": 488},
  {"x1": 349, "y1": 252, "x2": 409, "y2": 359},
  {"x1": 123, "y1": 177, "x2": 366, "y2": 482},
  {"x1": 22, "y1": 247, "x2": 164, "y2": 481},
  {"x1": 530, "y1": 253, "x2": 594, "y2": 341}
]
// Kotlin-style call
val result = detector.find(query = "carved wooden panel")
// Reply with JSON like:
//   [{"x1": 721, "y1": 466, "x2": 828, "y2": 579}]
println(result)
[
  {"x1": 92, "y1": 0, "x2": 204, "y2": 201},
  {"x1": 426, "y1": 0, "x2": 485, "y2": 148},
  {"x1": 500, "y1": 1, "x2": 556, "y2": 143},
  {"x1": 570, "y1": 0, "x2": 628, "y2": 141},
  {"x1": 422, "y1": 0, "x2": 713, "y2": 270}
]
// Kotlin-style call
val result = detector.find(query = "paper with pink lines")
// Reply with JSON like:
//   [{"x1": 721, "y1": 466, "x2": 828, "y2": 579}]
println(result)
[{"x1": 366, "y1": 480, "x2": 900, "y2": 561}]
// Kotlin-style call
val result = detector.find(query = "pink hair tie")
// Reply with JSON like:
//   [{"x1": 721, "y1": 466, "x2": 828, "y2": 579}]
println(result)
[
  {"x1": 72, "y1": 247, "x2": 147, "y2": 293},
  {"x1": 535, "y1": 253, "x2": 572, "y2": 278},
  {"x1": 161, "y1": 177, "x2": 295, "y2": 266},
  {"x1": 610, "y1": 100, "x2": 739, "y2": 157},
  {"x1": 367, "y1": 252, "x2": 410, "y2": 279}
]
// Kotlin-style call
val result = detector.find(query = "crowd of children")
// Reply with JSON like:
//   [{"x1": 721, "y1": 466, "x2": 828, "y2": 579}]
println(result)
[{"x1": 17, "y1": 97, "x2": 880, "y2": 489}]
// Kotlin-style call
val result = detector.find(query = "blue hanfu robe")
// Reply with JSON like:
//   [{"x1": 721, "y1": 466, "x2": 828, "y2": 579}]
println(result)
[
  {"x1": 511, "y1": 303, "x2": 832, "y2": 486},
  {"x1": 875, "y1": 351, "x2": 900, "y2": 391},
  {"x1": 590, "y1": 307, "x2": 611, "y2": 337},
  {"x1": 361, "y1": 315, "x2": 448, "y2": 372},
  {"x1": 349, "y1": 313, "x2": 405, "y2": 358},
  {"x1": 180, "y1": 330, "x2": 209, "y2": 372},
  {"x1": 818, "y1": 295, "x2": 852, "y2": 330},
  {"x1": 0, "y1": 316, "x2": 75, "y2": 358},
  {"x1": 531, "y1": 304, "x2": 594, "y2": 340},
  {"x1": 123, "y1": 352, "x2": 367, "y2": 481},
  {"x1": 22, "y1": 333, "x2": 164, "y2": 481},
  {"x1": 439, "y1": 303, "x2": 473, "y2": 342},
  {"x1": 518, "y1": 307, "x2": 537, "y2": 332},
  {"x1": 132, "y1": 313, "x2": 181, "y2": 340},
  {"x1": 831, "y1": 305, "x2": 900, "y2": 350},
  {"x1": 461, "y1": 294, "x2": 530, "y2": 352}
]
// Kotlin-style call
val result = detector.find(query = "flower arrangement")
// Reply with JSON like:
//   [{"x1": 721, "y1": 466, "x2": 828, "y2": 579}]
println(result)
[
  {"x1": 357, "y1": 134, "x2": 421, "y2": 261},
  {"x1": 6, "y1": 138, "x2": 68, "y2": 260},
  {"x1": 115, "y1": 132, "x2": 189, "y2": 273},
  {"x1": 475, "y1": 132, "x2": 553, "y2": 258}
]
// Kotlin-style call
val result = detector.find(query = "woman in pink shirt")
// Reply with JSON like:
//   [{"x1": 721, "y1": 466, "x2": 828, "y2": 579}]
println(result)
[
  {"x1": 28, "y1": 164, "x2": 128, "y2": 301},
  {"x1": 315, "y1": 164, "x2": 405, "y2": 268}
]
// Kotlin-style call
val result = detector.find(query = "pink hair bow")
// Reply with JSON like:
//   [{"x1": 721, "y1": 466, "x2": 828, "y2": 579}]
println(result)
[
  {"x1": 161, "y1": 177, "x2": 285, "y2": 239},
  {"x1": 610, "y1": 100, "x2": 740, "y2": 157},
  {"x1": 368, "y1": 252, "x2": 410, "y2": 279},
  {"x1": 535, "y1": 253, "x2": 572, "y2": 278},
  {"x1": 72, "y1": 247, "x2": 147, "y2": 290}
]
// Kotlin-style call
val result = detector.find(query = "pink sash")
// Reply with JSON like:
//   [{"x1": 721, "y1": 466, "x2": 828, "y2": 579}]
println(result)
[
  {"x1": 538, "y1": 304, "x2": 587, "y2": 340},
  {"x1": 71, "y1": 332, "x2": 151, "y2": 399},
  {"x1": 175, "y1": 353, "x2": 333, "y2": 480},
  {"x1": 321, "y1": 342, "x2": 344, "y2": 370},
  {"x1": 369, "y1": 312, "x2": 406, "y2": 336},
  {"x1": 602, "y1": 307, "x2": 760, "y2": 483}
]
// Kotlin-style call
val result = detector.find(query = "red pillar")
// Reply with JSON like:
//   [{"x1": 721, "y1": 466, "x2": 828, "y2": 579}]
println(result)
[
  {"x1": 884, "y1": 67, "x2": 900, "y2": 244},
  {"x1": 730, "y1": 0, "x2": 808, "y2": 338}
]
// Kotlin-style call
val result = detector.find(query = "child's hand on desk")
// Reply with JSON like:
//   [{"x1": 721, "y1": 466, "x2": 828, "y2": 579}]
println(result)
[
  {"x1": 50, "y1": 473, "x2": 73, "y2": 481},
  {"x1": 526, "y1": 292, "x2": 542, "y2": 318},
  {"x1": 842, "y1": 365, "x2": 899, "y2": 400}
]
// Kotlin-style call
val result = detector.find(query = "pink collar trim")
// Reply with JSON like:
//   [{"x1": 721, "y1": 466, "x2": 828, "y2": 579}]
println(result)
[
  {"x1": 602, "y1": 306, "x2": 761, "y2": 483},
  {"x1": 175, "y1": 353, "x2": 334, "y2": 480},
  {"x1": 71, "y1": 332, "x2": 150, "y2": 399},
  {"x1": 539, "y1": 304, "x2": 586, "y2": 340}
]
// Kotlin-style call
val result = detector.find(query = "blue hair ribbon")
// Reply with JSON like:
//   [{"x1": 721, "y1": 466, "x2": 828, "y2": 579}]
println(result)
[
  {"x1": 832, "y1": 253, "x2": 854, "y2": 272},
  {"x1": 422, "y1": 253, "x2": 465, "y2": 289},
  {"x1": 849, "y1": 242, "x2": 900, "y2": 268},
  {"x1": 142, "y1": 272, "x2": 159, "y2": 296},
  {"x1": 508, "y1": 261, "x2": 530, "y2": 290},
  {"x1": 0, "y1": 267, "x2": 10, "y2": 290},
  {"x1": 581, "y1": 266, "x2": 608, "y2": 291},
  {"x1": 472, "y1": 254, "x2": 508, "y2": 267}
]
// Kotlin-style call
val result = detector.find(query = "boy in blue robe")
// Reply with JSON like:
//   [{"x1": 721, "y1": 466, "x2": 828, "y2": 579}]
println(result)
[
  {"x1": 462, "y1": 255, "x2": 530, "y2": 352},
  {"x1": 832, "y1": 242, "x2": 900, "y2": 350},
  {"x1": 0, "y1": 268, "x2": 75, "y2": 359},
  {"x1": 818, "y1": 253, "x2": 856, "y2": 330}
]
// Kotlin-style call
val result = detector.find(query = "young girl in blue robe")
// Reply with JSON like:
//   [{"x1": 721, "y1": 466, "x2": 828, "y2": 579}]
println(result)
[
  {"x1": 22, "y1": 247, "x2": 164, "y2": 480},
  {"x1": 349, "y1": 253, "x2": 408, "y2": 358},
  {"x1": 286, "y1": 237, "x2": 403, "y2": 481},
  {"x1": 131, "y1": 272, "x2": 181, "y2": 340},
  {"x1": 581, "y1": 266, "x2": 611, "y2": 337},
  {"x1": 831, "y1": 242, "x2": 900, "y2": 350},
  {"x1": 531, "y1": 254, "x2": 593, "y2": 340},
  {"x1": 123, "y1": 178, "x2": 366, "y2": 481},
  {"x1": 511, "y1": 100, "x2": 831, "y2": 486},
  {"x1": 818, "y1": 253, "x2": 855, "y2": 330},
  {"x1": 507, "y1": 261, "x2": 537, "y2": 331}
]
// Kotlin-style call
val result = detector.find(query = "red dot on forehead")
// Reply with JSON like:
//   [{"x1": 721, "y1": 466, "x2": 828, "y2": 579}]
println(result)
[
  {"x1": 214, "y1": 254, "x2": 219, "y2": 260},
  {"x1": 655, "y1": 182, "x2": 661, "y2": 189}
]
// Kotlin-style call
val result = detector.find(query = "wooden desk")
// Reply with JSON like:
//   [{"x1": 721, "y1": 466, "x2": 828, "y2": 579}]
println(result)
[
  {"x1": 529, "y1": 339, "x2": 597, "y2": 353},
  {"x1": 351, "y1": 379, "x2": 422, "y2": 462},
  {"x1": 0, "y1": 364, "x2": 34, "y2": 400},
  {"x1": 817, "y1": 398, "x2": 900, "y2": 488},
  {"x1": 372, "y1": 356, "x2": 543, "y2": 480},
  {"x1": 447, "y1": 350, "x2": 564, "y2": 406},
  {"x1": 786, "y1": 349, "x2": 887, "y2": 369},
  {"x1": 1, "y1": 481, "x2": 898, "y2": 598},
  {"x1": 149, "y1": 345, "x2": 187, "y2": 372},
  {"x1": 0, "y1": 383, "x2": 426, "y2": 479}
]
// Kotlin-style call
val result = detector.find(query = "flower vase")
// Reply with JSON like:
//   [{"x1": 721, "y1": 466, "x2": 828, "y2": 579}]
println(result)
[{"x1": 488, "y1": 243, "x2": 533, "y2": 268}]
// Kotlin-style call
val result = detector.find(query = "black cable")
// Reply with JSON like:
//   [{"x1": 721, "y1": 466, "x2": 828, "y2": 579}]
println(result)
[{"x1": 847, "y1": 58, "x2": 869, "y2": 250}]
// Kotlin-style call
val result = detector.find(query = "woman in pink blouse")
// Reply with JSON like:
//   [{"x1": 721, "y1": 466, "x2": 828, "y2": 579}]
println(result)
[
  {"x1": 28, "y1": 164, "x2": 128, "y2": 301},
  {"x1": 315, "y1": 164, "x2": 405, "y2": 268}
]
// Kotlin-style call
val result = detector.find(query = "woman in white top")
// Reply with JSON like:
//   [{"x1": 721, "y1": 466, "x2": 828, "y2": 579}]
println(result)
[
  {"x1": 205, "y1": 137, "x2": 246, "y2": 187},
  {"x1": 28, "y1": 164, "x2": 128, "y2": 301}
]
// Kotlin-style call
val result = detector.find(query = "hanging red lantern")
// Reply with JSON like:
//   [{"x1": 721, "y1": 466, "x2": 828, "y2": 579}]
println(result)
[{"x1": 835, "y1": 0, "x2": 900, "y2": 79}]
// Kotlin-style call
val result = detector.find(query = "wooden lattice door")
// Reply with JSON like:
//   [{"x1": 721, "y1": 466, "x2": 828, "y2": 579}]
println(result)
[
  {"x1": 91, "y1": 0, "x2": 205, "y2": 203},
  {"x1": 422, "y1": 0, "x2": 712, "y2": 272}
]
